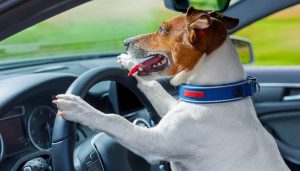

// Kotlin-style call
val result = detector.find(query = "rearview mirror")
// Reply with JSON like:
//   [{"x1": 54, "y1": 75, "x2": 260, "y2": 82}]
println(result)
[
  {"x1": 230, "y1": 36, "x2": 254, "y2": 65},
  {"x1": 164, "y1": 0, "x2": 231, "y2": 12}
]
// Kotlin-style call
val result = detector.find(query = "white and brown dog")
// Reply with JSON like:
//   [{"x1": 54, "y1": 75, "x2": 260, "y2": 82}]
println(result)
[{"x1": 54, "y1": 7, "x2": 290, "y2": 171}]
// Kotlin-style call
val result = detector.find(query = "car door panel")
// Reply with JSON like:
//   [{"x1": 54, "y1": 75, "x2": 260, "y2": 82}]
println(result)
[{"x1": 246, "y1": 66, "x2": 300, "y2": 168}]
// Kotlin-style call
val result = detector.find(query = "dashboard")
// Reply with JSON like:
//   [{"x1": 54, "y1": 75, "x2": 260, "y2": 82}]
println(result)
[
  {"x1": 0, "y1": 57, "x2": 153, "y2": 171},
  {"x1": 0, "y1": 100, "x2": 56, "y2": 160},
  {"x1": 0, "y1": 106, "x2": 27, "y2": 159},
  {"x1": 0, "y1": 73, "x2": 77, "y2": 170}
]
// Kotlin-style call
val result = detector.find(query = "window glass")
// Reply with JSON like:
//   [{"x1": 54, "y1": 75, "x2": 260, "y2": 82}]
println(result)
[
  {"x1": 234, "y1": 4, "x2": 300, "y2": 65},
  {"x1": 0, "y1": 0, "x2": 178, "y2": 61}
]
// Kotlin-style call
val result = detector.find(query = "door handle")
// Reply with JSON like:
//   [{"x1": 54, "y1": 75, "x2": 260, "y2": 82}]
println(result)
[{"x1": 283, "y1": 94, "x2": 300, "y2": 101}]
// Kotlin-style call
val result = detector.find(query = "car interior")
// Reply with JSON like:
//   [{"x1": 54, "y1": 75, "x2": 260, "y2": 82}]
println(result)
[{"x1": 0, "y1": 0, "x2": 299, "y2": 171}]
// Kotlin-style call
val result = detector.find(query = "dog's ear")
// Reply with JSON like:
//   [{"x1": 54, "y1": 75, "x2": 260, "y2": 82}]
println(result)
[
  {"x1": 189, "y1": 14, "x2": 212, "y2": 29},
  {"x1": 186, "y1": 7, "x2": 227, "y2": 54},
  {"x1": 186, "y1": 6, "x2": 197, "y2": 16},
  {"x1": 187, "y1": 7, "x2": 212, "y2": 30},
  {"x1": 186, "y1": 7, "x2": 212, "y2": 45},
  {"x1": 209, "y1": 11, "x2": 239, "y2": 30}
]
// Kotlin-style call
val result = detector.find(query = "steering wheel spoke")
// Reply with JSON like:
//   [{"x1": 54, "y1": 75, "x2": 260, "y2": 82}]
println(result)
[{"x1": 74, "y1": 135, "x2": 105, "y2": 171}]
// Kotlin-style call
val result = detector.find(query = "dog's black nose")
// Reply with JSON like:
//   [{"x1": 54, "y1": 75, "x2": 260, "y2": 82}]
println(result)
[{"x1": 124, "y1": 38, "x2": 132, "y2": 50}]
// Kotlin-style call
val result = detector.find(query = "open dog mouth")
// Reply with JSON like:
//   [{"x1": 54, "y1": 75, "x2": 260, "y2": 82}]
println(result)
[{"x1": 128, "y1": 54, "x2": 169, "y2": 76}]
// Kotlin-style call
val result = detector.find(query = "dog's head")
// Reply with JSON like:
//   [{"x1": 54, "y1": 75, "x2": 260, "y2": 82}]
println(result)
[{"x1": 125, "y1": 7, "x2": 239, "y2": 77}]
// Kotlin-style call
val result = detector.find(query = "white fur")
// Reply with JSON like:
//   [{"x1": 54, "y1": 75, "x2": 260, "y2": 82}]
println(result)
[{"x1": 55, "y1": 37, "x2": 290, "y2": 171}]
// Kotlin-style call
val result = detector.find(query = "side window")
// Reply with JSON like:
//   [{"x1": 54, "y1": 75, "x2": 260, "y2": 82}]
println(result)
[{"x1": 234, "y1": 4, "x2": 300, "y2": 66}]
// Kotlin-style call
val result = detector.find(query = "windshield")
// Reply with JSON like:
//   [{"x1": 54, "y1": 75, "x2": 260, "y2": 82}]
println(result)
[{"x1": 0, "y1": 0, "x2": 178, "y2": 62}]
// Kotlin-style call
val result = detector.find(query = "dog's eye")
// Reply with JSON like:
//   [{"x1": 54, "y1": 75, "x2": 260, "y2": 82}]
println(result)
[{"x1": 159, "y1": 26, "x2": 165, "y2": 33}]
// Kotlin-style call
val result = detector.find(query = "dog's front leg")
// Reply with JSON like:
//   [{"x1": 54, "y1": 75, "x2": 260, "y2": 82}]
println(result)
[
  {"x1": 135, "y1": 77, "x2": 177, "y2": 117},
  {"x1": 54, "y1": 94, "x2": 181, "y2": 163},
  {"x1": 117, "y1": 54, "x2": 177, "y2": 117}
]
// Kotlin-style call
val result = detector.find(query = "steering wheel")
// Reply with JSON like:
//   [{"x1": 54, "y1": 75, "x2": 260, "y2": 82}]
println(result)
[{"x1": 51, "y1": 65, "x2": 161, "y2": 171}]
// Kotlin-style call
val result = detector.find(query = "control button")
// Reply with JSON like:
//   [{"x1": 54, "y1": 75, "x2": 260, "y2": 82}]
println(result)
[
  {"x1": 89, "y1": 151, "x2": 98, "y2": 160},
  {"x1": 86, "y1": 160, "x2": 104, "y2": 171}
]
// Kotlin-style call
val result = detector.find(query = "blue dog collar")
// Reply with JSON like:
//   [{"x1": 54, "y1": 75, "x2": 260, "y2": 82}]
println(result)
[{"x1": 179, "y1": 76, "x2": 260, "y2": 104}]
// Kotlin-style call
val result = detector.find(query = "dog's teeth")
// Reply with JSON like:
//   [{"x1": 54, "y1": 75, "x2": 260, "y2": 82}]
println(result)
[
  {"x1": 153, "y1": 64, "x2": 157, "y2": 67},
  {"x1": 138, "y1": 67, "x2": 143, "y2": 71},
  {"x1": 162, "y1": 59, "x2": 166, "y2": 63},
  {"x1": 157, "y1": 62, "x2": 162, "y2": 66}
]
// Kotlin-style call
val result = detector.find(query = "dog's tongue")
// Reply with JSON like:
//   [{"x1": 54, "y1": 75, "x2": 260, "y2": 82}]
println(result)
[
  {"x1": 128, "y1": 55, "x2": 164, "y2": 76},
  {"x1": 128, "y1": 64, "x2": 141, "y2": 76}
]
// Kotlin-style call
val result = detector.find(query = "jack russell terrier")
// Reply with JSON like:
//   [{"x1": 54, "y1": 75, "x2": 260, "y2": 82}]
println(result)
[{"x1": 53, "y1": 7, "x2": 290, "y2": 171}]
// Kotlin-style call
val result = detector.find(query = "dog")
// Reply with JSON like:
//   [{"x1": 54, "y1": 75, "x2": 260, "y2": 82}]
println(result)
[{"x1": 53, "y1": 7, "x2": 290, "y2": 171}]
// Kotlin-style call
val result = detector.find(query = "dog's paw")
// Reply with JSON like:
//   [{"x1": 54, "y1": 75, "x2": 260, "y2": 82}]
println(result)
[
  {"x1": 53, "y1": 94, "x2": 103, "y2": 124},
  {"x1": 117, "y1": 54, "x2": 137, "y2": 71}
]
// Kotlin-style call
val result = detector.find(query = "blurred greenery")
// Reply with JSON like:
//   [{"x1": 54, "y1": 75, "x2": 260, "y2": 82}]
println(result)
[
  {"x1": 235, "y1": 46, "x2": 251, "y2": 64},
  {"x1": 0, "y1": 21, "x2": 154, "y2": 60},
  {"x1": 235, "y1": 5, "x2": 300, "y2": 65},
  {"x1": 190, "y1": 0, "x2": 229, "y2": 11}
]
